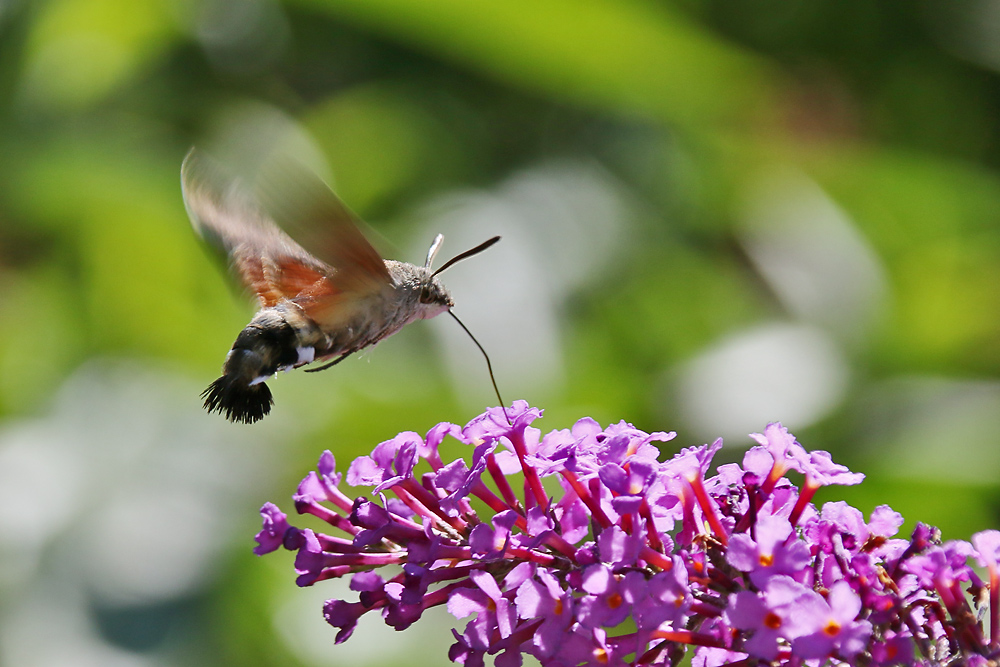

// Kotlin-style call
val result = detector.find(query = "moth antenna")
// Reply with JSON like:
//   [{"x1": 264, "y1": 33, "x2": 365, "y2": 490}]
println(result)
[
  {"x1": 432, "y1": 236, "x2": 501, "y2": 277},
  {"x1": 425, "y1": 234, "x2": 445, "y2": 269},
  {"x1": 447, "y1": 310, "x2": 511, "y2": 425}
]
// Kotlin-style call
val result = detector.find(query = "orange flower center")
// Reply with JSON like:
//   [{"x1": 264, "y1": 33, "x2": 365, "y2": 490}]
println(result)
[
  {"x1": 824, "y1": 621, "x2": 841, "y2": 637},
  {"x1": 759, "y1": 553, "x2": 774, "y2": 567},
  {"x1": 608, "y1": 593, "x2": 623, "y2": 609},
  {"x1": 763, "y1": 612, "x2": 782, "y2": 630}
]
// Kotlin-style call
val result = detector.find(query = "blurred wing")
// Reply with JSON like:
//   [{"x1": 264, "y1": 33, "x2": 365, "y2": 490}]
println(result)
[
  {"x1": 253, "y1": 155, "x2": 392, "y2": 296},
  {"x1": 181, "y1": 149, "x2": 390, "y2": 319}
]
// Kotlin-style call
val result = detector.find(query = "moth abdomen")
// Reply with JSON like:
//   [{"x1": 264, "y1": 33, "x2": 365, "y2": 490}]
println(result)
[{"x1": 204, "y1": 309, "x2": 305, "y2": 424}]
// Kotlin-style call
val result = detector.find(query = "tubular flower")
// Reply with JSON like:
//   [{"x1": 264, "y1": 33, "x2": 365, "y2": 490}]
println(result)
[{"x1": 256, "y1": 402, "x2": 998, "y2": 666}]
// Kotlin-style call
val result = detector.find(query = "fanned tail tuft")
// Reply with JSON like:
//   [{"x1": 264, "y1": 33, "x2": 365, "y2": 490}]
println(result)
[{"x1": 202, "y1": 376, "x2": 273, "y2": 424}]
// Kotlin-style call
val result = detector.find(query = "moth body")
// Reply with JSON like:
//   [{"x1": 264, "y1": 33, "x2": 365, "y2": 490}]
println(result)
[
  {"x1": 202, "y1": 260, "x2": 455, "y2": 423},
  {"x1": 182, "y1": 149, "x2": 491, "y2": 424}
]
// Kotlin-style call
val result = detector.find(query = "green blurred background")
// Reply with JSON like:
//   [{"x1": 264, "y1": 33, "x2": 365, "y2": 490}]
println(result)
[{"x1": 1, "y1": 0, "x2": 999, "y2": 664}]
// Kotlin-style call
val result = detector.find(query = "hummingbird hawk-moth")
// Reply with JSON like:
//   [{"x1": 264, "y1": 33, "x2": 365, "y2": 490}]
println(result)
[{"x1": 181, "y1": 149, "x2": 500, "y2": 424}]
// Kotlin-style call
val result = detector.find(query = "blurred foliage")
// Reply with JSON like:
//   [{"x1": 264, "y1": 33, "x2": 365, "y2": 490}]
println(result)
[{"x1": 1, "y1": 0, "x2": 1000, "y2": 665}]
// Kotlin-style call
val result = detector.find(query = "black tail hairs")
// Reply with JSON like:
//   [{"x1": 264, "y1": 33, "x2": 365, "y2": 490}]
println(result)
[{"x1": 202, "y1": 376, "x2": 274, "y2": 424}]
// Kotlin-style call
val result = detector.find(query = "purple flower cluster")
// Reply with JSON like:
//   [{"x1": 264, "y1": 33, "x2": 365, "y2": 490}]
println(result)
[{"x1": 256, "y1": 402, "x2": 1000, "y2": 666}]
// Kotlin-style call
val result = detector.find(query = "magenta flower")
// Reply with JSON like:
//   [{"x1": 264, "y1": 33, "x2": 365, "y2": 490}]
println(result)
[
  {"x1": 514, "y1": 567, "x2": 575, "y2": 659},
  {"x1": 726, "y1": 513, "x2": 811, "y2": 586},
  {"x1": 253, "y1": 502, "x2": 296, "y2": 555},
  {"x1": 791, "y1": 581, "x2": 873, "y2": 659},
  {"x1": 727, "y1": 575, "x2": 826, "y2": 660},
  {"x1": 256, "y1": 403, "x2": 998, "y2": 666}
]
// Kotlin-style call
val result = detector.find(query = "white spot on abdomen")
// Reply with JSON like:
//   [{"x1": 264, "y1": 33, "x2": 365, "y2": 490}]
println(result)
[{"x1": 296, "y1": 347, "x2": 315, "y2": 365}]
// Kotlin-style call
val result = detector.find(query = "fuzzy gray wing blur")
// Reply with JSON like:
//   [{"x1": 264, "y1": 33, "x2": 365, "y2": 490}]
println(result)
[
  {"x1": 252, "y1": 155, "x2": 392, "y2": 297},
  {"x1": 181, "y1": 149, "x2": 391, "y2": 313}
]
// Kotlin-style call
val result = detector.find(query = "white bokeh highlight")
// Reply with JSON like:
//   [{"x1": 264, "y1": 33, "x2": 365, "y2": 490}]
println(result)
[
  {"x1": 740, "y1": 169, "x2": 888, "y2": 343},
  {"x1": 859, "y1": 377, "x2": 1000, "y2": 482},
  {"x1": 675, "y1": 323, "x2": 850, "y2": 441},
  {"x1": 0, "y1": 361, "x2": 290, "y2": 666},
  {"x1": 672, "y1": 169, "x2": 887, "y2": 440},
  {"x1": 415, "y1": 161, "x2": 630, "y2": 406}
]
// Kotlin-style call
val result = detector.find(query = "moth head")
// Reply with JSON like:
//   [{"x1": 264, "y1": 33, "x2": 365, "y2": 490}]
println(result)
[
  {"x1": 415, "y1": 234, "x2": 500, "y2": 319},
  {"x1": 417, "y1": 275, "x2": 454, "y2": 319}
]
